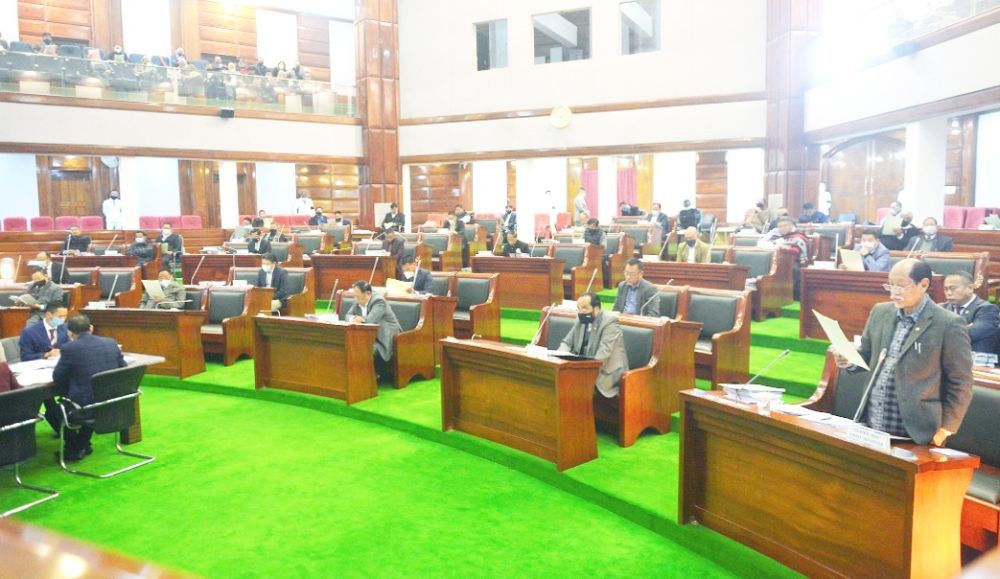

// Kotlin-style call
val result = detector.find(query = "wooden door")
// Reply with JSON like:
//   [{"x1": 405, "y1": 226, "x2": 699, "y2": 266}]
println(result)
[
  {"x1": 823, "y1": 133, "x2": 904, "y2": 222},
  {"x1": 294, "y1": 163, "x2": 361, "y2": 223},
  {"x1": 36, "y1": 155, "x2": 103, "y2": 217},
  {"x1": 178, "y1": 160, "x2": 222, "y2": 228},
  {"x1": 236, "y1": 162, "x2": 256, "y2": 217}
]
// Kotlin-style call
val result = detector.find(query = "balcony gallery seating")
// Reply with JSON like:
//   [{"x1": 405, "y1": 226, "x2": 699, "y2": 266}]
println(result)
[{"x1": 201, "y1": 286, "x2": 273, "y2": 366}]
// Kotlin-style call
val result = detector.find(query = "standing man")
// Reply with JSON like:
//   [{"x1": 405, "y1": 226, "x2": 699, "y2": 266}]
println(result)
[
  {"x1": 676, "y1": 227, "x2": 711, "y2": 264},
  {"x1": 574, "y1": 188, "x2": 589, "y2": 224},
  {"x1": 381, "y1": 203, "x2": 406, "y2": 233},
  {"x1": 382, "y1": 230, "x2": 406, "y2": 277},
  {"x1": 156, "y1": 222, "x2": 184, "y2": 270},
  {"x1": 294, "y1": 190, "x2": 313, "y2": 216},
  {"x1": 905, "y1": 217, "x2": 954, "y2": 253},
  {"x1": 880, "y1": 201, "x2": 903, "y2": 225},
  {"x1": 125, "y1": 231, "x2": 155, "y2": 267},
  {"x1": 102, "y1": 190, "x2": 124, "y2": 230},
  {"x1": 941, "y1": 271, "x2": 1000, "y2": 355},
  {"x1": 22, "y1": 268, "x2": 65, "y2": 327},
  {"x1": 256, "y1": 253, "x2": 290, "y2": 311},
  {"x1": 64, "y1": 225, "x2": 91, "y2": 254},
  {"x1": 399, "y1": 256, "x2": 433, "y2": 294},
  {"x1": 677, "y1": 200, "x2": 701, "y2": 231},
  {"x1": 833, "y1": 259, "x2": 973, "y2": 445},
  {"x1": 556, "y1": 292, "x2": 629, "y2": 398},
  {"x1": 50, "y1": 314, "x2": 127, "y2": 462},
  {"x1": 19, "y1": 303, "x2": 69, "y2": 361},
  {"x1": 140, "y1": 270, "x2": 186, "y2": 309},
  {"x1": 348, "y1": 281, "x2": 403, "y2": 382},
  {"x1": 613, "y1": 259, "x2": 659, "y2": 317},
  {"x1": 502, "y1": 203, "x2": 517, "y2": 235}
]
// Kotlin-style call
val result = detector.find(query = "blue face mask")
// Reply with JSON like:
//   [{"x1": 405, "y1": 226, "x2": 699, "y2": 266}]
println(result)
[{"x1": 50, "y1": 317, "x2": 65, "y2": 327}]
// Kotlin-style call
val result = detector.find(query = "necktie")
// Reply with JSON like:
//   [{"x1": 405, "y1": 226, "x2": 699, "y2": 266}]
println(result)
[
  {"x1": 48, "y1": 328, "x2": 55, "y2": 346},
  {"x1": 579, "y1": 325, "x2": 591, "y2": 355}
]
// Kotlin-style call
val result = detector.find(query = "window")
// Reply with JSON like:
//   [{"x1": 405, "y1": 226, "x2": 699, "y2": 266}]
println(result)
[
  {"x1": 533, "y1": 9, "x2": 590, "y2": 64},
  {"x1": 621, "y1": 0, "x2": 660, "y2": 55},
  {"x1": 475, "y1": 19, "x2": 508, "y2": 71}
]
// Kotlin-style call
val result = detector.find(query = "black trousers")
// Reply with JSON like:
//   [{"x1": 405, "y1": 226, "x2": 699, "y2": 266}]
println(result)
[{"x1": 44, "y1": 399, "x2": 94, "y2": 453}]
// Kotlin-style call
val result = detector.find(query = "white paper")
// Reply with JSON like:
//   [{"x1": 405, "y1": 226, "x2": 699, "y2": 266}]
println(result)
[
  {"x1": 880, "y1": 216, "x2": 902, "y2": 236},
  {"x1": 812, "y1": 310, "x2": 870, "y2": 371},
  {"x1": 141, "y1": 280, "x2": 165, "y2": 299},
  {"x1": 839, "y1": 249, "x2": 864, "y2": 272}
]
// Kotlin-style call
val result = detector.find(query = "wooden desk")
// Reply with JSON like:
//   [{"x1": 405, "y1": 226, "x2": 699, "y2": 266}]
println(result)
[
  {"x1": 387, "y1": 291, "x2": 457, "y2": 367},
  {"x1": 309, "y1": 254, "x2": 397, "y2": 298},
  {"x1": 799, "y1": 268, "x2": 946, "y2": 339},
  {"x1": 679, "y1": 390, "x2": 979, "y2": 578},
  {"x1": 85, "y1": 308, "x2": 206, "y2": 379},
  {"x1": 0, "y1": 307, "x2": 31, "y2": 338},
  {"x1": 181, "y1": 253, "x2": 262, "y2": 284},
  {"x1": 440, "y1": 339, "x2": 603, "y2": 470},
  {"x1": 640, "y1": 261, "x2": 751, "y2": 291},
  {"x1": 52, "y1": 254, "x2": 138, "y2": 269},
  {"x1": 253, "y1": 316, "x2": 380, "y2": 404},
  {"x1": 470, "y1": 256, "x2": 564, "y2": 309}
]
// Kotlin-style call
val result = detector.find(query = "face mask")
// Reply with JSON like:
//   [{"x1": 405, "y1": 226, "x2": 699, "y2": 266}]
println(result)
[
  {"x1": 860, "y1": 242, "x2": 875, "y2": 250},
  {"x1": 135, "y1": 238, "x2": 145, "y2": 244},
  {"x1": 159, "y1": 279, "x2": 172, "y2": 288},
  {"x1": 50, "y1": 317, "x2": 64, "y2": 327},
  {"x1": 403, "y1": 271, "x2": 414, "y2": 280},
  {"x1": 111, "y1": 195, "x2": 119, "y2": 199},
  {"x1": 162, "y1": 230, "x2": 171, "y2": 237},
  {"x1": 505, "y1": 209, "x2": 511, "y2": 214},
  {"x1": 923, "y1": 226, "x2": 938, "y2": 237},
  {"x1": 262, "y1": 266, "x2": 273, "y2": 274},
  {"x1": 901, "y1": 219, "x2": 911, "y2": 227},
  {"x1": 578, "y1": 312, "x2": 595, "y2": 325},
  {"x1": 686, "y1": 239, "x2": 696, "y2": 247}
]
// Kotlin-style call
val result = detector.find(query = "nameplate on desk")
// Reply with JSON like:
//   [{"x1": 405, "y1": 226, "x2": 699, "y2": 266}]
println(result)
[
  {"x1": 845, "y1": 422, "x2": 891, "y2": 454},
  {"x1": 87, "y1": 301, "x2": 109, "y2": 309}
]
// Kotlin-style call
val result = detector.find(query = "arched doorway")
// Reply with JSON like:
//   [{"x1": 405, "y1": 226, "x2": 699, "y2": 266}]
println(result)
[{"x1": 822, "y1": 131, "x2": 905, "y2": 223}]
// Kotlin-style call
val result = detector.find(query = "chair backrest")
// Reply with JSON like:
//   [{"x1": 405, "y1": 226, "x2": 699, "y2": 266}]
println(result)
[
  {"x1": 456, "y1": 278, "x2": 490, "y2": 311},
  {"x1": 389, "y1": 299, "x2": 421, "y2": 332},
  {"x1": 604, "y1": 234, "x2": 622, "y2": 255},
  {"x1": 942, "y1": 206, "x2": 966, "y2": 229},
  {"x1": 139, "y1": 216, "x2": 160, "y2": 229},
  {"x1": 621, "y1": 325, "x2": 653, "y2": 370},
  {"x1": 422, "y1": 234, "x2": 449, "y2": 256},
  {"x1": 55, "y1": 216, "x2": 81, "y2": 230},
  {"x1": 688, "y1": 293, "x2": 738, "y2": 339},
  {"x1": 828, "y1": 365, "x2": 872, "y2": 420},
  {"x1": 403, "y1": 242, "x2": 419, "y2": 261},
  {"x1": 429, "y1": 274, "x2": 452, "y2": 297},
  {"x1": 80, "y1": 215, "x2": 104, "y2": 230},
  {"x1": 948, "y1": 385, "x2": 1000, "y2": 466},
  {"x1": 297, "y1": 235, "x2": 323, "y2": 255},
  {"x1": 555, "y1": 234, "x2": 575, "y2": 244},
  {"x1": 477, "y1": 220, "x2": 497, "y2": 236},
  {"x1": 732, "y1": 235, "x2": 761, "y2": 247},
  {"x1": 233, "y1": 270, "x2": 257, "y2": 285},
  {"x1": 285, "y1": 271, "x2": 306, "y2": 294},
  {"x1": 160, "y1": 216, "x2": 181, "y2": 228},
  {"x1": 552, "y1": 246, "x2": 585, "y2": 273},
  {"x1": 544, "y1": 314, "x2": 575, "y2": 349},
  {"x1": 354, "y1": 241, "x2": 382, "y2": 255},
  {"x1": 9, "y1": 41, "x2": 33, "y2": 53},
  {"x1": 99, "y1": 270, "x2": 135, "y2": 299},
  {"x1": 337, "y1": 294, "x2": 357, "y2": 317},
  {"x1": 184, "y1": 288, "x2": 205, "y2": 311},
  {"x1": 64, "y1": 270, "x2": 95, "y2": 285},
  {"x1": 622, "y1": 226, "x2": 649, "y2": 245},
  {"x1": 0, "y1": 386, "x2": 51, "y2": 466},
  {"x1": 699, "y1": 214, "x2": 717, "y2": 229},
  {"x1": 463, "y1": 226, "x2": 478, "y2": 243},
  {"x1": 0, "y1": 337, "x2": 21, "y2": 364},
  {"x1": 657, "y1": 290, "x2": 681, "y2": 319},
  {"x1": 3, "y1": 217, "x2": 27, "y2": 232},
  {"x1": 181, "y1": 215, "x2": 203, "y2": 229},
  {"x1": 530, "y1": 244, "x2": 552, "y2": 258},
  {"x1": 322, "y1": 226, "x2": 347, "y2": 244},
  {"x1": 56, "y1": 44, "x2": 82, "y2": 58},
  {"x1": 730, "y1": 249, "x2": 773, "y2": 278},
  {"x1": 710, "y1": 248, "x2": 727, "y2": 263},
  {"x1": 207, "y1": 289, "x2": 247, "y2": 324},
  {"x1": 923, "y1": 257, "x2": 975, "y2": 277},
  {"x1": 269, "y1": 243, "x2": 289, "y2": 262},
  {"x1": 87, "y1": 365, "x2": 147, "y2": 435},
  {"x1": 28, "y1": 216, "x2": 53, "y2": 231}
]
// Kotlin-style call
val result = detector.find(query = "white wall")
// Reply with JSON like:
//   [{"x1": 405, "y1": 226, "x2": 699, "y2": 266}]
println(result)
[
  {"x1": 470, "y1": 160, "x2": 507, "y2": 214},
  {"x1": 597, "y1": 156, "x2": 618, "y2": 220},
  {"x1": 0, "y1": 102, "x2": 363, "y2": 158},
  {"x1": 329, "y1": 19, "x2": 356, "y2": 89},
  {"x1": 900, "y1": 118, "x2": 947, "y2": 223},
  {"x1": 397, "y1": 0, "x2": 766, "y2": 118},
  {"x1": 805, "y1": 22, "x2": 1000, "y2": 134},
  {"x1": 256, "y1": 9, "x2": 299, "y2": 68},
  {"x1": 255, "y1": 162, "x2": 298, "y2": 215},
  {"x1": 121, "y1": 0, "x2": 172, "y2": 57},
  {"x1": 651, "y1": 151, "x2": 696, "y2": 216},
  {"x1": 130, "y1": 157, "x2": 181, "y2": 217},
  {"x1": 514, "y1": 157, "x2": 567, "y2": 239},
  {"x1": 0, "y1": 0, "x2": 18, "y2": 42},
  {"x1": 976, "y1": 110, "x2": 1000, "y2": 208},
  {"x1": 725, "y1": 148, "x2": 765, "y2": 223},
  {"x1": 0, "y1": 154, "x2": 40, "y2": 219},
  {"x1": 218, "y1": 161, "x2": 239, "y2": 228}
]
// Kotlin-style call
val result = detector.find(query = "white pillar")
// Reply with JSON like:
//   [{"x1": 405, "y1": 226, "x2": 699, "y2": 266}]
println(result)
[
  {"x1": 901, "y1": 118, "x2": 948, "y2": 223},
  {"x1": 117, "y1": 157, "x2": 141, "y2": 230},
  {"x1": 401, "y1": 164, "x2": 411, "y2": 230},
  {"x1": 218, "y1": 161, "x2": 239, "y2": 228},
  {"x1": 597, "y1": 156, "x2": 618, "y2": 221}
]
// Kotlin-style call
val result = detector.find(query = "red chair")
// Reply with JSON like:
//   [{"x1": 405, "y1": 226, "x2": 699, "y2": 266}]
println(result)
[
  {"x1": 875, "y1": 207, "x2": 892, "y2": 223},
  {"x1": 180, "y1": 215, "x2": 203, "y2": 229},
  {"x1": 79, "y1": 215, "x2": 104, "y2": 230},
  {"x1": 54, "y1": 216, "x2": 80, "y2": 230},
  {"x1": 28, "y1": 217, "x2": 53, "y2": 231},
  {"x1": 138, "y1": 216, "x2": 160, "y2": 229},
  {"x1": 160, "y1": 216, "x2": 181, "y2": 228},
  {"x1": 272, "y1": 215, "x2": 292, "y2": 228},
  {"x1": 289, "y1": 215, "x2": 309, "y2": 227},
  {"x1": 555, "y1": 212, "x2": 572, "y2": 231},
  {"x1": 964, "y1": 207, "x2": 988, "y2": 229},
  {"x1": 534, "y1": 213, "x2": 552, "y2": 239},
  {"x1": 240, "y1": 215, "x2": 255, "y2": 225},
  {"x1": 3, "y1": 217, "x2": 27, "y2": 232},
  {"x1": 942, "y1": 206, "x2": 966, "y2": 229}
]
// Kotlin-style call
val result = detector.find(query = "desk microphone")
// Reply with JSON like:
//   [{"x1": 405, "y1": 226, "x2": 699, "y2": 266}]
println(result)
[
  {"x1": 853, "y1": 348, "x2": 888, "y2": 422},
  {"x1": 325, "y1": 279, "x2": 340, "y2": 315},
  {"x1": 584, "y1": 268, "x2": 598, "y2": 294},
  {"x1": 637, "y1": 290, "x2": 660, "y2": 317},
  {"x1": 368, "y1": 256, "x2": 381, "y2": 285},
  {"x1": 529, "y1": 302, "x2": 560, "y2": 347},
  {"x1": 13, "y1": 255, "x2": 21, "y2": 282},
  {"x1": 190, "y1": 254, "x2": 207, "y2": 284},
  {"x1": 64, "y1": 232, "x2": 72, "y2": 253},
  {"x1": 746, "y1": 349, "x2": 791, "y2": 384},
  {"x1": 106, "y1": 274, "x2": 120, "y2": 304},
  {"x1": 106, "y1": 233, "x2": 119, "y2": 254},
  {"x1": 60, "y1": 254, "x2": 68, "y2": 284}
]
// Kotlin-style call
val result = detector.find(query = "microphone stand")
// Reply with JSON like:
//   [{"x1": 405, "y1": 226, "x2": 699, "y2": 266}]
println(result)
[
  {"x1": 583, "y1": 268, "x2": 598, "y2": 294},
  {"x1": 852, "y1": 349, "x2": 888, "y2": 423},
  {"x1": 746, "y1": 349, "x2": 791, "y2": 384},
  {"x1": 530, "y1": 302, "x2": 560, "y2": 347},
  {"x1": 325, "y1": 279, "x2": 340, "y2": 315},
  {"x1": 106, "y1": 233, "x2": 119, "y2": 255},
  {"x1": 368, "y1": 256, "x2": 381, "y2": 285},
  {"x1": 190, "y1": 254, "x2": 207, "y2": 285},
  {"x1": 106, "y1": 274, "x2": 120, "y2": 305}
]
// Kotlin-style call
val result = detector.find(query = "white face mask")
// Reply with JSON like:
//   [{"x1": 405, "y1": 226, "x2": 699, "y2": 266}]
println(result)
[
  {"x1": 162, "y1": 229, "x2": 172, "y2": 237},
  {"x1": 159, "y1": 279, "x2": 172, "y2": 288},
  {"x1": 860, "y1": 241, "x2": 875, "y2": 250},
  {"x1": 403, "y1": 271, "x2": 414, "y2": 280},
  {"x1": 262, "y1": 265, "x2": 273, "y2": 274},
  {"x1": 923, "y1": 225, "x2": 938, "y2": 237}
]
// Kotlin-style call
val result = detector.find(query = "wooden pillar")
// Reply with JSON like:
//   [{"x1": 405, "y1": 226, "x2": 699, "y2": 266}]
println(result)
[
  {"x1": 636, "y1": 154, "x2": 654, "y2": 209},
  {"x1": 696, "y1": 152, "x2": 727, "y2": 220},
  {"x1": 356, "y1": 0, "x2": 400, "y2": 228},
  {"x1": 765, "y1": 0, "x2": 823, "y2": 214}
]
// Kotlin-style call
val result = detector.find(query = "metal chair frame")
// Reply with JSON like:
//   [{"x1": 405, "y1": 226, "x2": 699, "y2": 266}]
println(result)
[
  {"x1": 1, "y1": 414, "x2": 59, "y2": 517},
  {"x1": 58, "y1": 391, "x2": 154, "y2": 478}
]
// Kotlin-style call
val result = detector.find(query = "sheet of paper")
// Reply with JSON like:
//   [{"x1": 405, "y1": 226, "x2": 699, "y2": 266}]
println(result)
[
  {"x1": 141, "y1": 279, "x2": 165, "y2": 299},
  {"x1": 839, "y1": 248, "x2": 865, "y2": 272},
  {"x1": 385, "y1": 278, "x2": 413, "y2": 295},
  {"x1": 16, "y1": 369, "x2": 54, "y2": 386},
  {"x1": 880, "y1": 216, "x2": 902, "y2": 236},
  {"x1": 812, "y1": 310, "x2": 870, "y2": 371}
]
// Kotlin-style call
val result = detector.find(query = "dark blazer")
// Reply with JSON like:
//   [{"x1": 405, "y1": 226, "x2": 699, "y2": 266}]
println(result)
[
  {"x1": 252, "y1": 218, "x2": 265, "y2": 228},
  {"x1": 257, "y1": 266, "x2": 291, "y2": 306},
  {"x1": 309, "y1": 215, "x2": 328, "y2": 226},
  {"x1": 502, "y1": 211, "x2": 517, "y2": 233},
  {"x1": 501, "y1": 240, "x2": 530, "y2": 256},
  {"x1": 856, "y1": 300, "x2": 973, "y2": 443},
  {"x1": 556, "y1": 311, "x2": 628, "y2": 397},
  {"x1": 620, "y1": 206, "x2": 641, "y2": 217},
  {"x1": 942, "y1": 296, "x2": 1000, "y2": 354},
  {"x1": 650, "y1": 212, "x2": 670, "y2": 232},
  {"x1": 383, "y1": 237, "x2": 406, "y2": 269},
  {"x1": 265, "y1": 231, "x2": 287, "y2": 243},
  {"x1": 0, "y1": 362, "x2": 19, "y2": 393},
  {"x1": 52, "y1": 333, "x2": 127, "y2": 406},
  {"x1": 155, "y1": 233, "x2": 184, "y2": 253},
  {"x1": 248, "y1": 238, "x2": 271, "y2": 255},
  {"x1": 41, "y1": 260, "x2": 66, "y2": 284},
  {"x1": 348, "y1": 295, "x2": 402, "y2": 362},
  {"x1": 65, "y1": 235, "x2": 91, "y2": 253},
  {"x1": 905, "y1": 234, "x2": 954, "y2": 253},
  {"x1": 411, "y1": 268, "x2": 433, "y2": 293},
  {"x1": 382, "y1": 211, "x2": 406, "y2": 232},
  {"x1": 332, "y1": 218, "x2": 352, "y2": 227},
  {"x1": 18, "y1": 322, "x2": 70, "y2": 361},
  {"x1": 613, "y1": 279, "x2": 660, "y2": 317},
  {"x1": 126, "y1": 241, "x2": 155, "y2": 265},
  {"x1": 677, "y1": 208, "x2": 702, "y2": 230}
]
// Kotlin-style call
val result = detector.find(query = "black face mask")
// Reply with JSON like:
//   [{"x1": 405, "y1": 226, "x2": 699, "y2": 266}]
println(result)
[
  {"x1": 686, "y1": 239, "x2": 696, "y2": 247},
  {"x1": 32, "y1": 280, "x2": 45, "y2": 288},
  {"x1": 756, "y1": 203, "x2": 764, "y2": 210},
  {"x1": 505, "y1": 209, "x2": 511, "y2": 214},
  {"x1": 901, "y1": 219, "x2": 911, "y2": 227},
  {"x1": 578, "y1": 312, "x2": 595, "y2": 325}
]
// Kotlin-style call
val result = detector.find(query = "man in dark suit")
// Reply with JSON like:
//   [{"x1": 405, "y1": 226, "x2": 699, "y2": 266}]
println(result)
[
  {"x1": 797, "y1": 202, "x2": 829, "y2": 224},
  {"x1": 332, "y1": 211, "x2": 351, "y2": 226},
  {"x1": 647, "y1": 202, "x2": 670, "y2": 233},
  {"x1": 247, "y1": 229, "x2": 271, "y2": 255},
  {"x1": 19, "y1": 303, "x2": 69, "y2": 361},
  {"x1": 557, "y1": 292, "x2": 629, "y2": 398},
  {"x1": 348, "y1": 281, "x2": 402, "y2": 382},
  {"x1": 252, "y1": 210, "x2": 267, "y2": 228},
  {"x1": 256, "y1": 253, "x2": 290, "y2": 311},
  {"x1": 618, "y1": 201, "x2": 641, "y2": 217},
  {"x1": 834, "y1": 259, "x2": 973, "y2": 446},
  {"x1": 382, "y1": 230, "x2": 406, "y2": 276},
  {"x1": 156, "y1": 222, "x2": 184, "y2": 270},
  {"x1": 64, "y1": 225, "x2": 92, "y2": 254},
  {"x1": 942, "y1": 271, "x2": 1000, "y2": 354},
  {"x1": 49, "y1": 314, "x2": 127, "y2": 461},
  {"x1": 33, "y1": 250, "x2": 65, "y2": 284},
  {"x1": 583, "y1": 218, "x2": 606, "y2": 246},
  {"x1": 400, "y1": 255, "x2": 433, "y2": 293},
  {"x1": 500, "y1": 231, "x2": 530, "y2": 256},
  {"x1": 677, "y1": 200, "x2": 701, "y2": 230},
  {"x1": 381, "y1": 203, "x2": 406, "y2": 232},
  {"x1": 501, "y1": 204, "x2": 517, "y2": 234},
  {"x1": 24, "y1": 268, "x2": 66, "y2": 327},
  {"x1": 125, "y1": 231, "x2": 156, "y2": 267},
  {"x1": 905, "y1": 217, "x2": 954, "y2": 253},
  {"x1": 309, "y1": 208, "x2": 328, "y2": 227},
  {"x1": 613, "y1": 258, "x2": 659, "y2": 317}
]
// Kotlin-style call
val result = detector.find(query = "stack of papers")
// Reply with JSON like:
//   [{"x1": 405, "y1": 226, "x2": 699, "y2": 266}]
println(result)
[{"x1": 839, "y1": 249, "x2": 864, "y2": 271}]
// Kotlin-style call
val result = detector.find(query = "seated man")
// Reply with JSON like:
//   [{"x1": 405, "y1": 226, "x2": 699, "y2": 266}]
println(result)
[
  {"x1": 583, "y1": 218, "x2": 606, "y2": 246},
  {"x1": 309, "y1": 208, "x2": 328, "y2": 226},
  {"x1": 399, "y1": 255, "x2": 432, "y2": 294},
  {"x1": 64, "y1": 225, "x2": 91, "y2": 254},
  {"x1": 252, "y1": 209, "x2": 268, "y2": 228},
  {"x1": 247, "y1": 228, "x2": 271, "y2": 255},
  {"x1": 33, "y1": 250, "x2": 65, "y2": 284},
  {"x1": 762, "y1": 217, "x2": 810, "y2": 265},
  {"x1": 140, "y1": 270, "x2": 186, "y2": 309},
  {"x1": 613, "y1": 258, "x2": 659, "y2": 317},
  {"x1": 331, "y1": 211, "x2": 351, "y2": 226},
  {"x1": 155, "y1": 222, "x2": 184, "y2": 270},
  {"x1": 676, "y1": 227, "x2": 711, "y2": 263},
  {"x1": 49, "y1": 314, "x2": 128, "y2": 462},
  {"x1": 230, "y1": 218, "x2": 253, "y2": 242},
  {"x1": 500, "y1": 231, "x2": 530, "y2": 256},
  {"x1": 23, "y1": 268, "x2": 66, "y2": 327},
  {"x1": 256, "y1": 253, "x2": 290, "y2": 311},
  {"x1": 347, "y1": 281, "x2": 402, "y2": 382},
  {"x1": 798, "y1": 202, "x2": 829, "y2": 224},
  {"x1": 648, "y1": 202, "x2": 670, "y2": 233},
  {"x1": 942, "y1": 271, "x2": 999, "y2": 355},
  {"x1": 382, "y1": 230, "x2": 406, "y2": 276},
  {"x1": 125, "y1": 231, "x2": 155, "y2": 267},
  {"x1": 844, "y1": 231, "x2": 891, "y2": 272},
  {"x1": 905, "y1": 217, "x2": 954, "y2": 253},
  {"x1": 265, "y1": 228, "x2": 288, "y2": 243},
  {"x1": 618, "y1": 201, "x2": 641, "y2": 217},
  {"x1": 557, "y1": 292, "x2": 628, "y2": 398},
  {"x1": 19, "y1": 303, "x2": 69, "y2": 361},
  {"x1": 677, "y1": 200, "x2": 701, "y2": 230}
]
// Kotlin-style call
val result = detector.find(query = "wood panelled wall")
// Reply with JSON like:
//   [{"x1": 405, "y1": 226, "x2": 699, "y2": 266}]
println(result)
[
  {"x1": 17, "y1": 0, "x2": 93, "y2": 45},
  {"x1": 297, "y1": 15, "x2": 331, "y2": 82},
  {"x1": 196, "y1": 0, "x2": 256, "y2": 61},
  {"x1": 408, "y1": 163, "x2": 469, "y2": 226},
  {"x1": 178, "y1": 159, "x2": 221, "y2": 229},
  {"x1": 295, "y1": 163, "x2": 360, "y2": 221},
  {"x1": 35, "y1": 155, "x2": 117, "y2": 218},
  {"x1": 695, "y1": 152, "x2": 727, "y2": 219},
  {"x1": 945, "y1": 116, "x2": 977, "y2": 207},
  {"x1": 506, "y1": 161, "x2": 516, "y2": 208}
]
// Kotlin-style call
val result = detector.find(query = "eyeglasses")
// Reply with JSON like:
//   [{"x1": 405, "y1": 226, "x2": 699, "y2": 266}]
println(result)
[{"x1": 882, "y1": 283, "x2": 916, "y2": 293}]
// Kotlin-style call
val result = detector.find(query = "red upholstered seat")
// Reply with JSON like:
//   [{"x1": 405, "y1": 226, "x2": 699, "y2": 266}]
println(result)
[
  {"x1": 28, "y1": 217, "x2": 52, "y2": 231},
  {"x1": 54, "y1": 216, "x2": 81, "y2": 230},
  {"x1": 942, "y1": 206, "x2": 966, "y2": 229},
  {"x1": 288, "y1": 215, "x2": 309, "y2": 226},
  {"x1": 138, "y1": 216, "x2": 160, "y2": 229},
  {"x1": 964, "y1": 207, "x2": 987, "y2": 229},
  {"x1": 180, "y1": 215, "x2": 203, "y2": 229},
  {"x1": 79, "y1": 215, "x2": 104, "y2": 230},
  {"x1": 4, "y1": 217, "x2": 27, "y2": 232},
  {"x1": 160, "y1": 216, "x2": 182, "y2": 227},
  {"x1": 875, "y1": 207, "x2": 892, "y2": 223},
  {"x1": 534, "y1": 213, "x2": 552, "y2": 238},
  {"x1": 272, "y1": 215, "x2": 292, "y2": 227},
  {"x1": 555, "y1": 212, "x2": 572, "y2": 230}
]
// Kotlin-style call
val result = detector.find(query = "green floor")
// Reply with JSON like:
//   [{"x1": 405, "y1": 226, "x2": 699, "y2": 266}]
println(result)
[{"x1": 2, "y1": 295, "x2": 819, "y2": 578}]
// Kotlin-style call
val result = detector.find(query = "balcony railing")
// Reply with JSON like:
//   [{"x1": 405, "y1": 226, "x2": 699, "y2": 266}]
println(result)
[{"x1": 0, "y1": 48, "x2": 357, "y2": 118}]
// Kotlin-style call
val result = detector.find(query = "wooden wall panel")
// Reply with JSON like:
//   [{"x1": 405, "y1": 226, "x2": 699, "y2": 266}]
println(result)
[
  {"x1": 696, "y1": 152, "x2": 728, "y2": 219},
  {"x1": 408, "y1": 163, "x2": 466, "y2": 226},
  {"x1": 945, "y1": 116, "x2": 977, "y2": 207},
  {"x1": 636, "y1": 154, "x2": 654, "y2": 209},
  {"x1": 297, "y1": 14, "x2": 331, "y2": 82},
  {"x1": 18, "y1": 0, "x2": 94, "y2": 45},
  {"x1": 295, "y1": 163, "x2": 360, "y2": 222},
  {"x1": 236, "y1": 161, "x2": 256, "y2": 216},
  {"x1": 196, "y1": 0, "x2": 256, "y2": 60},
  {"x1": 35, "y1": 155, "x2": 111, "y2": 218},
  {"x1": 507, "y1": 161, "x2": 516, "y2": 208},
  {"x1": 178, "y1": 159, "x2": 221, "y2": 229}
]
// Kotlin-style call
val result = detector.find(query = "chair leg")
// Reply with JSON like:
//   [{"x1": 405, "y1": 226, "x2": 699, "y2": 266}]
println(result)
[
  {"x1": 60, "y1": 433, "x2": 155, "y2": 479},
  {"x1": 1, "y1": 462, "x2": 59, "y2": 518}
]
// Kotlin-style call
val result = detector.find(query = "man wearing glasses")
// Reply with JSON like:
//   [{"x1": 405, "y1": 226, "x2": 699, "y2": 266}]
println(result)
[{"x1": 834, "y1": 258, "x2": 973, "y2": 446}]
